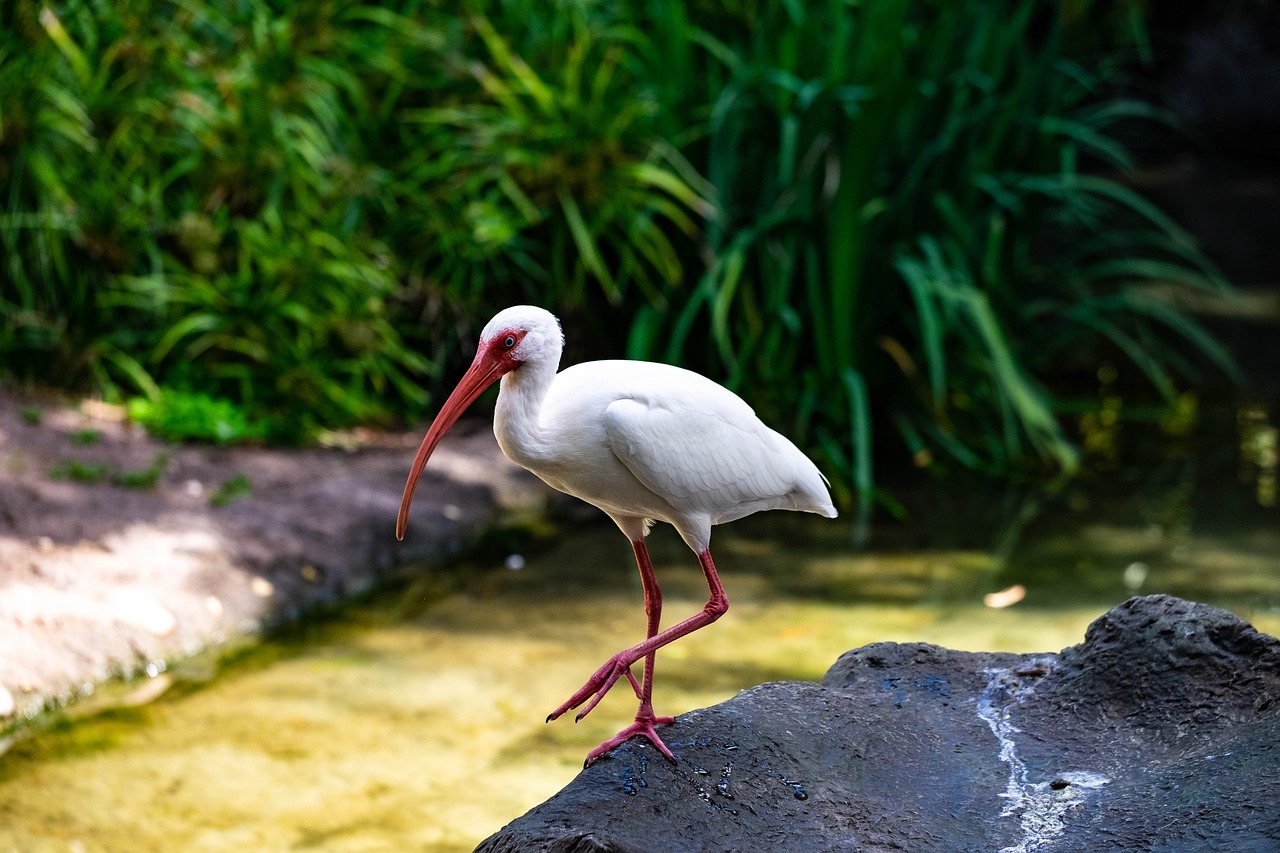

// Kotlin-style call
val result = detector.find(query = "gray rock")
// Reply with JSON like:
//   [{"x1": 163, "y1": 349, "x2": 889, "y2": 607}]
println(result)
[{"x1": 477, "y1": 594, "x2": 1280, "y2": 852}]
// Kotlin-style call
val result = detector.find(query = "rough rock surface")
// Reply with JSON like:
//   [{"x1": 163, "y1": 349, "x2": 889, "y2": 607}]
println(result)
[
  {"x1": 477, "y1": 595, "x2": 1280, "y2": 852},
  {"x1": 0, "y1": 388, "x2": 547, "y2": 720}
]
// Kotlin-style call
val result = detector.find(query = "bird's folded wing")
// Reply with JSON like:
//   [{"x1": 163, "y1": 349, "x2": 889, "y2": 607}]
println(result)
[{"x1": 601, "y1": 396, "x2": 798, "y2": 515}]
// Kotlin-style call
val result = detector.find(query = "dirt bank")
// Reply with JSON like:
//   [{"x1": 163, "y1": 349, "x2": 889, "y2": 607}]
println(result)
[{"x1": 0, "y1": 387, "x2": 548, "y2": 722}]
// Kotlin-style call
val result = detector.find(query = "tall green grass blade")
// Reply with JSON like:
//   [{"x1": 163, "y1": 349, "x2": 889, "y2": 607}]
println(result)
[{"x1": 842, "y1": 367, "x2": 873, "y2": 546}]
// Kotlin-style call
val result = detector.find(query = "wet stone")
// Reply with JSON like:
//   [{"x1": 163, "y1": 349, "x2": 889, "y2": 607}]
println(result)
[{"x1": 476, "y1": 595, "x2": 1280, "y2": 852}]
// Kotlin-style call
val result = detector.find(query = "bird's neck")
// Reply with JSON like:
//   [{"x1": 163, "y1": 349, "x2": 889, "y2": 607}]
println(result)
[{"x1": 493, "y1": 356, "x2": 557, "y2": 464}]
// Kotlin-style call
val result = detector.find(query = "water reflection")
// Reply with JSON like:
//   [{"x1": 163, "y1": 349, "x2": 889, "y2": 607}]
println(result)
[{"x1": 0, "y1": 407, "x2": 1277, "y2": 851}]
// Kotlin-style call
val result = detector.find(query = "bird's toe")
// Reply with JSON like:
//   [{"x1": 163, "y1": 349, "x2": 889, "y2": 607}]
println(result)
[
  {"x1": 548, "y1": 654, "x2": 636, "y2": 722},
  {"x1": 583, "y1": 713, "x2": 678, "y2": 766}
]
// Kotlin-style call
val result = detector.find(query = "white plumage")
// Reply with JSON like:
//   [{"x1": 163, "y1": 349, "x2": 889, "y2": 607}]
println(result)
[
  {"x1": 500, "y1": 358, "x2": 835, "y2": 548},
  {"x1": 397, "y1": 305, "x2": 837, "y2": 765}
]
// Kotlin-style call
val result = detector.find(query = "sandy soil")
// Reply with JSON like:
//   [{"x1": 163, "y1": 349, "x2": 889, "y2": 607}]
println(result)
[{"x1": 0, "y1": 386, "x2": 548, "y2": 723}]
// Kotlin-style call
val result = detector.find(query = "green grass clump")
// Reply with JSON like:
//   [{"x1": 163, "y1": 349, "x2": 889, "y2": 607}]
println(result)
[
  {"x1": 48, "y1": 453, "x2": 167, "y2": 489},
  {"x1": 70, "y1": 429, "x2": 100, "y2": 445},
  {"x1": 112, "y1": 453, "x2": 169, "y2": 490},
  {"x1": 49, "y1": 460, "x2": 109, "y2": 484},
  {"x1": 126, "y1": 392, "x2": 261, "y2": 445},
  {"x1": 209, "y1": 474, "x2": 252, "y2": 508}
]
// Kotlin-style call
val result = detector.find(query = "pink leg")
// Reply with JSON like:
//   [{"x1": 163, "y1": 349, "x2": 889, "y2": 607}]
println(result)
[
  {"x1": 549, "y1": 546, "x2": 729, "y2": 765},
  {"x1": 634, "y1": 539, "x2": 666, "y2": 717},
  {"x1": 579, "y1": 540, "x2": 675, "y2": 764}
]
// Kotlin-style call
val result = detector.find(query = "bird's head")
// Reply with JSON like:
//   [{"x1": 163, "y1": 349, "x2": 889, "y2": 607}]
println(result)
[
  {"x1": 396, "y1": 306, "x2": 563, "y2": 540},
  {"x1": 475, "y1": 305, "x2": 564, "y2": 373}
]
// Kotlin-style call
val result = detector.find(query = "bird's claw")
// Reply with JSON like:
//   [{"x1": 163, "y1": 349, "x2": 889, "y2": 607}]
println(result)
[{"x1": 547, "y1": 653, "x2": 642, "y2": 723}]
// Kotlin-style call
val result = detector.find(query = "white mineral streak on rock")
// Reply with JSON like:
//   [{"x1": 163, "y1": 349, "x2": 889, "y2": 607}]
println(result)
[{"x1": 977, "y1": 659, "x2": 1111, "y2": 853}]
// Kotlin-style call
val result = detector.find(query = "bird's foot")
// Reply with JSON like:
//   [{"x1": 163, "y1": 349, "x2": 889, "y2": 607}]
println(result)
[
  {"x1": 583, "y1": 711, "x2": 677, "y2": 767},
  {"x1": 546, "y1": 653, "x2": 643, "y2": 724}
]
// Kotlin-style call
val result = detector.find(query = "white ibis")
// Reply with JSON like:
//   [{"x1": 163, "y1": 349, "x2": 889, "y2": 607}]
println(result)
[{"x1": 396, "y1": 306, "x2": 837, "y2": 765}]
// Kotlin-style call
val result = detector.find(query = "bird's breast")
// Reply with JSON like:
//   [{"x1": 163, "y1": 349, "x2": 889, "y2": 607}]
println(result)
[{"x1": 494, "y1": 403, "x2": 681, "y2": 522}]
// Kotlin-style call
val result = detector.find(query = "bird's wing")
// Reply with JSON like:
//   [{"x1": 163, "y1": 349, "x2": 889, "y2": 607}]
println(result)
[{"x1": 601, "y1": 389, "x2": 822, "y2": 522}]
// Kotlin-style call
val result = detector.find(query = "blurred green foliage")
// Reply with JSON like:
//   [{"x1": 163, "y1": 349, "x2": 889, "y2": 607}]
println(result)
[
  {"x1": 126, "y1": 391, "x2": 262, "y2": 444},
  {"x1": 0, "y1": 0, "x2": 1238, "y2": 502}
]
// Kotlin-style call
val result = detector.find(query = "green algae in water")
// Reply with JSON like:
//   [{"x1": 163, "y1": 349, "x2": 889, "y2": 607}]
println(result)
[{"x1": 0, "y1": 708, "x2": 146, "y2": 773}]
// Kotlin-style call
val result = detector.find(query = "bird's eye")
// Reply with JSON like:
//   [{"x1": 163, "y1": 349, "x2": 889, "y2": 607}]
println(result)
[{"x1": 502, "y1": 335, "x2": 516, "y2": 349}]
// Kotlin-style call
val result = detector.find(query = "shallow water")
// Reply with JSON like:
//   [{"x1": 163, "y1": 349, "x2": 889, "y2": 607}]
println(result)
[{"x1": 1, "y1": 411, "x2": 1278, "y2": 852}]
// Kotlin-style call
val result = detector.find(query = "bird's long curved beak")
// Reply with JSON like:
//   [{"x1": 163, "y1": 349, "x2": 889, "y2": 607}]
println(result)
[{"x1": 396, "y1": 351, "x2": 505, "y2": 541}]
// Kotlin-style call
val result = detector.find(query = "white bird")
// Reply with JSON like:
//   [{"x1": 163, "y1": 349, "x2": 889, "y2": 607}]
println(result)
[{"x1": 397, "y1": 306, "x2": 837, "y2": 765}]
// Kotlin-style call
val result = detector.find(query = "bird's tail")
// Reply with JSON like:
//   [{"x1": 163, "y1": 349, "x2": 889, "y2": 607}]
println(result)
[{"x1": 790, "y1": 452, "x2": 838, "y2": 518}]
